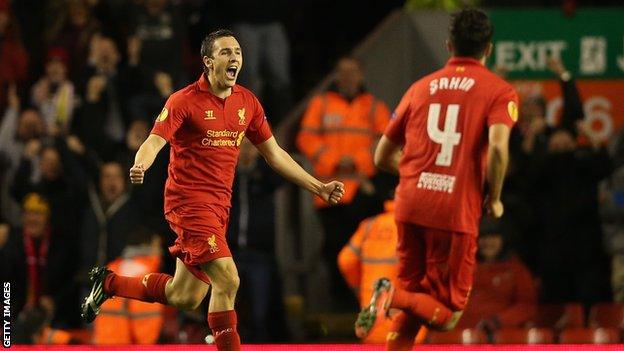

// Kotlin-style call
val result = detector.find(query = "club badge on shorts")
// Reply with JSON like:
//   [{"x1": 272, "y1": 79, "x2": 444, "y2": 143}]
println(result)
[{"x1": 208, "y1": 234, "x2": 220, "y2": 253}]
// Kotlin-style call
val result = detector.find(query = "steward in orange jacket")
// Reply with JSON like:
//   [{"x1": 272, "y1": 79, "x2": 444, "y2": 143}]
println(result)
[
  {"x1": 338, "y1": 201, "x2": 426, "y2": 344},
  {"x1": 298, "y1": 57, "x2": 391, "y2": 308},
  {"x1": 93, "y1": 243, "x2": 164, "y2": 344},
  {"x1": 297, "y1": 57, "x2": 390, "y2": 208}
]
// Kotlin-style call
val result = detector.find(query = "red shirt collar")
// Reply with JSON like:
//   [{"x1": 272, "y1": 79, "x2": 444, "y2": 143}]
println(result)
[
  {"x1": 197, "y1": 73, "x2": 239, "y2": 95},
  {"x1": 446, "y1": 57, "x2": 484, "y2": 67}
]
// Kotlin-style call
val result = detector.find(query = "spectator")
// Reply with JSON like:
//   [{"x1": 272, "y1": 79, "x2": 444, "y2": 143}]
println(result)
[
  {"x1": 530, "y1": 122, "x2": 612, "y2": 307},
  {"x1": 600, "y1": 165, "x2": 624, "y2": 302},
  {"x1": 129, "y1": 0, "x2": 186, "y2": 85},
  {"x1": 73, "y1": 35, "x2": 131, "y2": 160},
  {"x1": 505, "y1": 58, "x2": 586, "y2": 271},
  {"x1": 338, "y1": 198, "x2": 427, "y2": 344},
  {"x1": 229, "y1": 0, "x2": 292, "y2": 124},
  {"x1": 46, "y1": 0, "x2": 101, "y2": 81},
  {"x1": 0, "y1": 193, "x2": 81, "y2": 328},
  {"x1": 296, "y1": 56, "x2": 391, "y2": 309},
  {"x1": 80, "y1": 161, "x2": 141, "y2": 273},
  {"x1": 93, "y1": 226, "x2": 164, "y2": 344},
  {"x1": 0, "y1": 0, "x2": 28, "y2": 108},
  {"x1": 228, "y1": 139, "x2": 287, "y2": 342},
  {"x1": 0, "y1": 86, "x2": 46, "y2": 226},
  {"x1": 116, "y1": 119, "x2": 168, "y2": 227},
  {"x1": 10, "y1": 140, "x2": 89, "y2": 242},
  {"x1": 31, "y1": 47, "x2": 76, "y2": 136},
  {"x1": 458, "y1": 219, "x2": 537, "y2": 332}
]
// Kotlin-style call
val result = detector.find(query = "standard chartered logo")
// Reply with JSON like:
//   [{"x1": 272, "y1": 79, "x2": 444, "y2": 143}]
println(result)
[{"x1": 201, "y1": 130, "x2": 245, "y2": 147}]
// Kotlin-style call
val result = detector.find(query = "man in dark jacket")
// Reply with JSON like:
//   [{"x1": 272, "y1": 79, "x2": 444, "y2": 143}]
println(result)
[
  {"x1": 81, "y1": 161, "x2": 141, "y2": 272},
  {"x1": 227, "y1": 139, "x2": 287, "y2": 342}
]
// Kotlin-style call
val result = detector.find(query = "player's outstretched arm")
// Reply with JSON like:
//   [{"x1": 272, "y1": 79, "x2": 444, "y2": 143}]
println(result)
[
  {"x1": 130, "y1": 134, "x2": 167, "y2": 184},
  {"x1": 374, "y1": 135, "x2": 401, "y2": 175},
  {"x1": 486, "y1": 124, "x2": 511, "y2": 218},
  {"x1": 255, "y1": 136, "x2": 345, "y2": 205}
]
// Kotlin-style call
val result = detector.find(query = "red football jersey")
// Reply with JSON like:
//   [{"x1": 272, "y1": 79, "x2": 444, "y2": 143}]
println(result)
[
  {"x1": 385, "y1": 57, "x2": 518, "y2": 235},
  {"x1": 151, "y1": 74, "x2": 273, "y2": 219}
]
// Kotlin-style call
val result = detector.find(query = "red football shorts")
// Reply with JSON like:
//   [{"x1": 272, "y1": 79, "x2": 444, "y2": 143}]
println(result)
[
  {"x1": 395, "y1": 221, "x2": 477, "y2": 311},
  {"x1": 165, "y1": 207, "x2": 232, "y2": 284}
]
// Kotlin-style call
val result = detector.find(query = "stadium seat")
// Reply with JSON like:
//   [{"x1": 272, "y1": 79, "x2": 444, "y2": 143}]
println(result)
[
  {"x1": 493, "y1": 328, "x2": 555, "y2": 344},
  {"x1": 532, "y1": 303, "x2": 585, "y2": 329},
  {"x1": 559, "y1": 327, "x2": 621, "y2": 344},
  {"x1": 427, "y1": 328, "x2": 487, "y2": 344},
  {"x1": 588, "y1": 303, "x2": 624, "y2": 329}
]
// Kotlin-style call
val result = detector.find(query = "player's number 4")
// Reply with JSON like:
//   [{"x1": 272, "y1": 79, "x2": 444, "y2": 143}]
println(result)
[{"x1": 427, "y1": 103, "x2": 461, "y2": 167}]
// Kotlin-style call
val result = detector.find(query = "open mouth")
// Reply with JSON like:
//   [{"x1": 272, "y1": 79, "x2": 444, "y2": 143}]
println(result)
[{"x1": 226, "y1": 65, "x2": 238, "y2": 80}]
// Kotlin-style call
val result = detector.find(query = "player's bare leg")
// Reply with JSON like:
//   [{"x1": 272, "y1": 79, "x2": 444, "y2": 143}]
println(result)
[
  {"x1": 81, "y1": 259, "x2": 209, "y2": 322},
  {"x1": 201, "y1": 257, "x2": 241, "y2": 351},
  {"x1": 165, "y1": 258, "x2": 211, "y2": 310}
]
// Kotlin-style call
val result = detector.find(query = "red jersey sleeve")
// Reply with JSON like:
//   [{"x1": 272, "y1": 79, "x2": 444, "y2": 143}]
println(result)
[
  {"x1": 384, "y1": 83, "x2": 416, "y2": 146},
  {"x1": 151, "y1": 93, "x2": 187, "y2": 141},
  {"x1": 246, "y1": 95, "x2": 273, "y2": 145},
  {"x1": 487, "y1": 84, "x2": 519, "y2": 128}
]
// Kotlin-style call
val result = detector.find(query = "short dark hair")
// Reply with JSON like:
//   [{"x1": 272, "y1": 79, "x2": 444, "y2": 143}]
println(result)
[
  {"x1": 449, "y1": 9, "x2": 493, "y2": 58},
  {"x1": 200, "y1": 29, "x2": 235, "y2": 58}
]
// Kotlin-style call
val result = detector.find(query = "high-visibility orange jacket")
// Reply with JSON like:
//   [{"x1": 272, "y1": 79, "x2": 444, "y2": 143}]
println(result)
[
  {"x1": 37, "y1": 327, "x2": 72, "y2": 344},
  {"x1": 338, "y1": 201, "x2": 399, "y2": 343},
  {"x1": 297, "y1": 91, "x2": 390, "y2": 207},
  {"x1": 93, "y1": 251, "x2": 164, "y2": 344},
  {"x1": 338, "y1": 201, "x2": 427, "y2": 344}
]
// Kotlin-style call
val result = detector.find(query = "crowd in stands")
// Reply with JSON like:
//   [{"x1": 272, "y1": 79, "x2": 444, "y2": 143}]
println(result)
[{"x1": 0, "y1": 0, "x2": 623, "y2": 345}]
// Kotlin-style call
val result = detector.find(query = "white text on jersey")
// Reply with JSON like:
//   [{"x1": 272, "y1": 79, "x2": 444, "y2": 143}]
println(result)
[{"x1": 429, "y1": 77, "x2": 475, "y2": 95}]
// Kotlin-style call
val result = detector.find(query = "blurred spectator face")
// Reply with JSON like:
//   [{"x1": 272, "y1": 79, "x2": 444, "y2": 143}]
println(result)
[
  {"x1": 335, "y1": 57, "x2": 364, "y2": 99},
  {"x1": 126, "y1": 120, "x2": 149, "y2": 151},
  {"x1": 548, "y1": 129, "x2": 577, "y2": 154},
  {"x1": 40, "y1": 147, "x2": 62, "y2": 181},
  {"x1": 22, "y1": 194, "x2": 50, "y2": 238},
  {"x1": 478, "y1": 233, "x2": 503, "y2": 262},
  {"x1": 100, "y1": 162, "x2": 126, "y2": 203},
  {"x1": 46, "y1": 59, "x2": 67, "y2": 84},
  {"x1": 520, "y1": 95, "x2": 546, "y2": 130},
  {"x1": 17, "y1": 110, "x2": 45, "y2": 141},
  {"x1": 91, "y1": 37, "x2": 120, "y2": 72},
  {"x1": 0, "y1": 10, "x2": 8, "y2": 34},
  {"x1": 68, "y1": 0, "x2": 89, "y2": 27},
  {"x1": 145, "y1": 0, "x2": 168, "y2": 15}
]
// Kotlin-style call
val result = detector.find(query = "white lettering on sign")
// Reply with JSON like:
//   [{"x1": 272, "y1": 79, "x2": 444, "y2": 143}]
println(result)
[
  {"x1": 546, "y1": 96, "x2": 614, "y2": 142},
  {"x1": 580, "y1": 36, "x2": 607, "y2": 75},
  {"x1": 496, "y1": 41, "x2": 567, "y2": 71},
  {"x1": 617, "y1": 37, "x2": 624, "y2": 72}
]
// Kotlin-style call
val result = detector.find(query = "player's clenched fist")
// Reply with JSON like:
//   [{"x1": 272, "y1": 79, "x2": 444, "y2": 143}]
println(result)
[
  {"x1": 130, "y1": 163, "x2": 145, "y2": 184},
  {"x1": 484, "y1": 196, "x2": 504, "y2": 218},
  {"x1": 320, "y1": 181, "x2": 345, "y2": 205}
]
